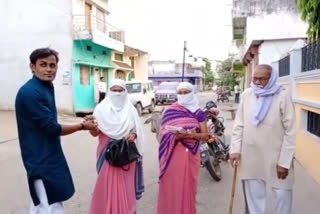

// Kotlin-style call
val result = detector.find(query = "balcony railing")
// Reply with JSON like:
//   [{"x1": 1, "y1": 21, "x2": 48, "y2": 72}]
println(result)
[
  {"x1": 302, "y1": 39, "x2": 320, "y2": 72},
  {"x1": 279, "y1": 55, "x2": 290, "y2": 77},
  {"x1": 73, "y1": 15, "x2": 125, "y2": 43}
]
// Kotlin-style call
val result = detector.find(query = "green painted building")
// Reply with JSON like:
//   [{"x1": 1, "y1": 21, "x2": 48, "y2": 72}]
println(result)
[{"x1": 72, "y1": 40, "x2": 113, "y2": 113}]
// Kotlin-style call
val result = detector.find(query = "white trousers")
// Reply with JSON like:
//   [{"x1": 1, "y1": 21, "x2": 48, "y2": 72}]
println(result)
[
  {"x1": 243, "y1": 179, "x2": 293, "y2": 214},
  {"x1": 30, "y1": 180, "x2": 65, "y2": 214}
]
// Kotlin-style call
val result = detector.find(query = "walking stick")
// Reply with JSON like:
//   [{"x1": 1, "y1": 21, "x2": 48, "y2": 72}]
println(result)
[{"x1": 228, "y1": 164, "x2": 238, "y2": 214}]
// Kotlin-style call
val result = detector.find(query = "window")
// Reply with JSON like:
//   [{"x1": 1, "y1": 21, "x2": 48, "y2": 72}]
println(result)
[
  {"x1": 307, "y1": 111, "x2": 320, "y2": 137},
  {"x1": 96, "y1": 8, "x2": 106, "y2": 32},
  {"x1": 86, "y1": 45, "x2": 92, "y2": 51},
  {"x1": 102, "y1": 68, "x2": 107, "y2": 82},
  {"x1": 102, "y1": 50, "x2": 107, "y2": 55},
  {"x1": 80, "y1": 65, "x2": 90, "y2": 85},
  {"x1": 130, "y1": 56, "x2": 135, "y2": 68},
  {"x1": 115, "y1": 53, "x2": 123, "y2": 61},
  {"x1": 85, "y1": 3, "x2": 92, "y2": 30},
  {"x1": 143, "y1": 84, "x2": 148, "y2": 92},
  {"x1": 115, "y1": 70, "x2": 126, "y2": 80},
  {"x1": 126, "y1": 83, "x2": 142, "y2": 94}
]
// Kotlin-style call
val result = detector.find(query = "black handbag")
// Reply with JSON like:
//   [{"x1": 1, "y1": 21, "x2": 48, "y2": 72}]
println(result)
[{"x1": 105, "y1": 138, "x2": 141, "y2": 170}]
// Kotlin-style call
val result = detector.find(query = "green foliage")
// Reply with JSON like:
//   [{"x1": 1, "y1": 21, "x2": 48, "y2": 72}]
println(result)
[
  {"x1": 202, "y1": 58, "x2": 215, "y2": 87},
  {"x1": 216, "y1": 58, "x2": 243, "y2": 88},
  {"x1": 296, "y1": 0, "x2": 320, "y2": 41}
]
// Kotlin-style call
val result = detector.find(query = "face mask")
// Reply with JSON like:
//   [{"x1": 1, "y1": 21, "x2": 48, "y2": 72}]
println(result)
[
  {"x1": 177, "y1": 93, "x2": 194, "y2": 106},
  {"x1": 108, "y1": 91, "x2": 126, "y2": 110}
]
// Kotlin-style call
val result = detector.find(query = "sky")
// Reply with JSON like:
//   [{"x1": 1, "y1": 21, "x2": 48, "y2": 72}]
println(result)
[{"x1": 108, "y1": 0, "x2": 233, "y2": 62}]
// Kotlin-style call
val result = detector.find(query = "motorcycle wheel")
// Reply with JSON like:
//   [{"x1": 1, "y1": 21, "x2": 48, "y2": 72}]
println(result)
[
  {"x1": 204, "y1": 147, "x2": 222, "y2": 181},
  {"x1": 215, "y1": 134, "x2": 230, "y2": 162}
]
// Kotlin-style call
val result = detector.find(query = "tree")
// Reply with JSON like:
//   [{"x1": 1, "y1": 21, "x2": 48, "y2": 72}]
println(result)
[
  {"x1": 296, "y1": 0, "x2": 320, "y2": 41},
  {"x1": 216, "y1": 58, "x2": 238, "y2": 88},
  {"x1": 202, "y1": 58, "x2": 215, "y2": 88}
]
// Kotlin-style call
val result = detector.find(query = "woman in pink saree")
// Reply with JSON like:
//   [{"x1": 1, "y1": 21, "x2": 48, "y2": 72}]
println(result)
[
  {"x1": 88, "y1": 79, "x2": 144, "y2": 214},
  {"x1": 157, "y1": 82, "x2": 211, "y2": 214}
]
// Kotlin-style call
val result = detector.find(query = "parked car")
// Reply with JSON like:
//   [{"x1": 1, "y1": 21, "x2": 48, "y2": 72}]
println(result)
[
  {"x1": 155, "y1": 82, "x2": 179, "y2": 105},
  {"x1": 126, "y1": 80, "x2": 155, "y2": 116}
]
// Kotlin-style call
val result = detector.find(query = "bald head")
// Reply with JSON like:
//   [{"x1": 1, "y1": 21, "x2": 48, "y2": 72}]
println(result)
[{"x1": 253, "y1": 64, "x2": 272, "y2": 88}]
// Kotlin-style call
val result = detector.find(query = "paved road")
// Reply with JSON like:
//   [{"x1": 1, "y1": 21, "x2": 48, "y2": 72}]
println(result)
[{"x1": 1, "y1": 92, "x2": 320, "y2": 213}]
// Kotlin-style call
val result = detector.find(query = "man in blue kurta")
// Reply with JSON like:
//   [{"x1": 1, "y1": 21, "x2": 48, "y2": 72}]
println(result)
[{"x1": 15, "y1": 48, "x2": 97, "y2": 214}]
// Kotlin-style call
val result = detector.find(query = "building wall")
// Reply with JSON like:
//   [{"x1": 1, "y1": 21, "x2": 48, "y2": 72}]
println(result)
[
  {"x1": 72, "y1": 0, "x2": 84, "y2": 15},
  {"x1": 134, "y1": 54, "x2": 148, "y2": 81},
  {"x1": 112, "y1": 52, "x2": 131, "y2": 65},
  {"x1": 295, "y1": 105, "x2": 320, "y2": 184},
  {"x1": 110, "y1": 52, "x2": 131, "y2": 81},
  {"x1": 277, "y1": 47, "x2": 320, "y2": 184},
  {"x1": 72, "y1": 0, "x2": 108, "y2": 15},
  {"x1": 148, "y1": 61, "x2": 176, "y2": 75},
  {"x1": 259, "y1": 39, "x2": 301, "y2": 65},
  {"x1": 72, "y1": 0, "x2": 124, "y2": 52},
  {"x1": 232, "y1": 0, "x2": 298, "y2": 17},
  {"x1": 110, "y1": 52, "x2": 148, "y2": 82},
  {"x1": 246, "y1": 13, "x2": 307, "y2": 46},
  {"x1": 295, "y1": 78, "x2": 320, "y2": 184},
  {"x1": 91, "y1": 0, "x2": 108, "y2": 12},
  {"x1": 72, "y1": 40, "x2": 112, "y2": 112},
  {"x1": 0, "y1": 0, "x2": 74, "y2": 113},
  {"x1": 244, "y1": 46, "x2": 259, "y2": 87}
]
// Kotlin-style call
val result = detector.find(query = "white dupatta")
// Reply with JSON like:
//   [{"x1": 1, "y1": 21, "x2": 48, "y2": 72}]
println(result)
[{"x1": 93, "y1": 79, "x2": 144, "y2": 156}]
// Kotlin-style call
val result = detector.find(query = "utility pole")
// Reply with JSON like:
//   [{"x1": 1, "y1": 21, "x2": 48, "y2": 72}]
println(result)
[{"x1": 182, "y1": 41, "x2": 187, "y2": 81}]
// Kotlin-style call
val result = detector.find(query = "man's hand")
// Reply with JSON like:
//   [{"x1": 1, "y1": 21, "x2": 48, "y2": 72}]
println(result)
[
  {"x1": 81, "y1": 119, "x2": 97, "y2": 131},
  {"x1": 84, "y1": 115, "x2": 95, "y2": 122},
  {"x1": 229, "y1": 153, "x2": 241, "y2": 168},
  {"x1": 127, "y1": 133, "x2": 137, "y2": 143},
  {"x1": 276, "y1": 165, "x2": 289, "y2": 180}
]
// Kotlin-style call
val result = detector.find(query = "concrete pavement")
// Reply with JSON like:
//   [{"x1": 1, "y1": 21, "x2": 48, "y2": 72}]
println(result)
[{"x1": 1, "y1": 92, "x2": 320, "y2": 214}]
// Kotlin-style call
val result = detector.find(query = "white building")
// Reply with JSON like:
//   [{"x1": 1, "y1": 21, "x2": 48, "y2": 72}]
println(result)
[
  {"x1": 0, "y1": 0, "x2": 74, "y2": 112},
  {"x1": 231, "y1": 0, "x2": 308, "y2": 87},
  {"x1": 0, "y1": 0, "x2": 124, "y2": 114}
]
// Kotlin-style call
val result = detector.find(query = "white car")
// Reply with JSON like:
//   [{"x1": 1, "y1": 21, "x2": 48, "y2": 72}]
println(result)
[{"x1": 125, "y1": 80, "x2": 156, "y2": 116}]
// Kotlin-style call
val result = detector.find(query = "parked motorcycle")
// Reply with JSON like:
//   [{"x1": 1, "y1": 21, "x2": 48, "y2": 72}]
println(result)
[{"x1": 200, "y1": 101, "x2": 229, "y2": 181}]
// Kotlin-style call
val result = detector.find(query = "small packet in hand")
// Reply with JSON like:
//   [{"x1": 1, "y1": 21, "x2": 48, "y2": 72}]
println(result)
[{"x1": 165, "y1": 125, "x2": 186, "y2": 134}]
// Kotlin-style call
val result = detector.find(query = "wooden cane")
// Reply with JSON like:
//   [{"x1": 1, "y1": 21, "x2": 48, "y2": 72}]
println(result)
[{"x1": 229, "y1": 164, "x2": 238, "y2": 214}]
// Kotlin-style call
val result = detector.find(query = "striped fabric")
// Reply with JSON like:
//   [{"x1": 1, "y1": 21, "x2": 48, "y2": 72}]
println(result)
[{"x1": 159, "y1": 103, "x2": 201, "y2": 178}]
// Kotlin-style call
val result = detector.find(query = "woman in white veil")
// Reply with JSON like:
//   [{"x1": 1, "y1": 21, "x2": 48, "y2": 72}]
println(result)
[{"x1": 88, "y1": 79, "x2": 144, "y2": 214}]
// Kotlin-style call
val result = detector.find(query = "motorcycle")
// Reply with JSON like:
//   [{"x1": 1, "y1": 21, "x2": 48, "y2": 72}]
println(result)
[{"x1": 200, "y1": 101, "x2": 229, "y2": 181}]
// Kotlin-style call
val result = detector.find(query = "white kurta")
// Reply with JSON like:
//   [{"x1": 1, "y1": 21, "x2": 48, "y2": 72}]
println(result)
[{"x1": 230, "y1": 88, "x2": 296, "y2": 189}]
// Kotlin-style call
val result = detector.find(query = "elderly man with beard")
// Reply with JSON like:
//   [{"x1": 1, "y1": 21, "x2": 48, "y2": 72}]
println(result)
[{"x1": 230, "y1": 64, "x2": 296, "y2": 214}]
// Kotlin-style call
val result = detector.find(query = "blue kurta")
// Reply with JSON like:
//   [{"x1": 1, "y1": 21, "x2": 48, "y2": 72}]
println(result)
[{"x1": 15, "y1": 76, "x2": 75, "y2": 205}]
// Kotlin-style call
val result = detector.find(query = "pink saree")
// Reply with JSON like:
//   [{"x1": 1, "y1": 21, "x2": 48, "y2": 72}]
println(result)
[
  {"x1": 157, "y1": 103, "x2": 206, "y2": 214},
  {"x1": 89, "y1": 134, "x2": 144, "y2": 214}
]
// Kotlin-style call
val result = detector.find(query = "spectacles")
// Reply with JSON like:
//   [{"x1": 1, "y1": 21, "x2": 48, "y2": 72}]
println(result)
[{"x1": 253, "y1": 77, "x2": 269, "y2": 82}]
